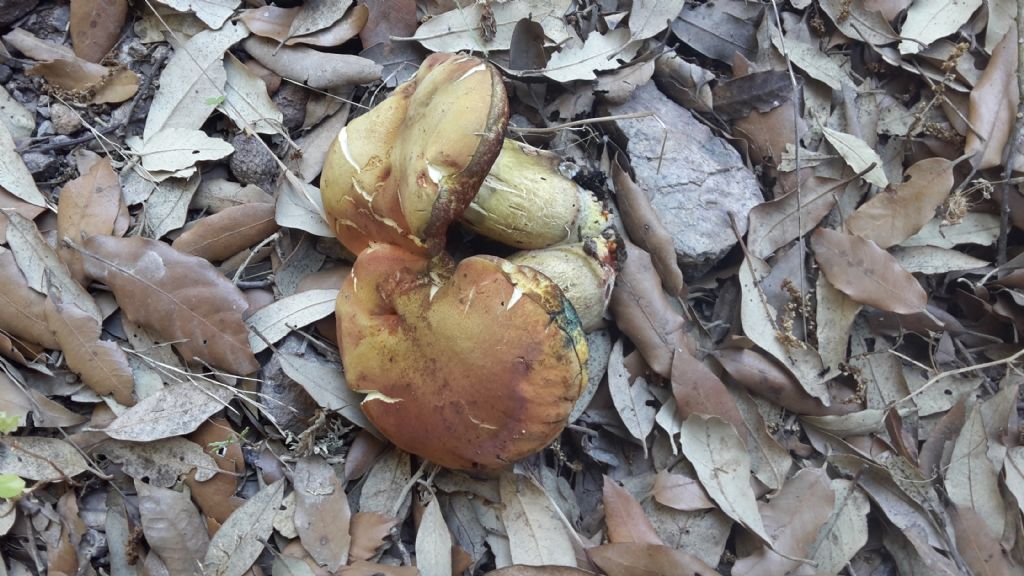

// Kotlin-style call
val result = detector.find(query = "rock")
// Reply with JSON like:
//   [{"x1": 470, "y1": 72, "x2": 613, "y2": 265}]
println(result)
[
  {"x1": 50, "y1": 103, "x2": 81, "y2": 135},
  {"x1": 609, "y1": 82, "x2": 763, "y2": 275},
  {"x1": 0, "y1": 0, "x2": 37, "y2": 27},
  {"x1": 22, "y1": 151, "x2": 56, "y2": 178},
  {"x1": 229, "y1": 133, "x2": 279, "y2": 189}
]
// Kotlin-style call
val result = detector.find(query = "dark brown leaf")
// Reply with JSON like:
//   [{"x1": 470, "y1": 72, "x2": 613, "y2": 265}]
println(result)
[
  {"x1": 714, "y1": 348, "x2": 851, "y2": 416},
  {"x1": 81, "y1": 235, "x2": 259, "y2": 374},
  {"x1": 810, "y1": 228, "x2": 927, "y2": 314},
  {"x1": 712, "y1": 70, "x2": 794, "y2": 120}
]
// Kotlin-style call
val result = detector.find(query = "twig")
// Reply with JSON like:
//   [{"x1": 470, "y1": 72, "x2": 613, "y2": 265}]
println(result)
[{"x1": 997, "y1": 7, "x2": 1024, "y2": 266}]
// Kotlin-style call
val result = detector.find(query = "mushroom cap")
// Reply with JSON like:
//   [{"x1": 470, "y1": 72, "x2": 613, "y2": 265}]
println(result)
[
  {"x1": 337, "y1": 243, "x2": 588, "y2": 471},
  {"x1": 322, "y1": 53, "x2": 509, "y2": 257}
]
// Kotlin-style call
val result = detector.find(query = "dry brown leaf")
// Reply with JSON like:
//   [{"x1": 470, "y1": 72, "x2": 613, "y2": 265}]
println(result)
[
  {"x1": 733, "y1": 468, "x2": 834, "y2": 575},
  {"x1": 846, "y1": 158, "x2": 954, "y2": 248},
  {"x1": 964, "y1": 27, "x2": 1019, "y2": 169},
  {"x1": 294, "y1": 456, "x2": 351, "y2": 571},
  {"x1": 919, "y1": 397, "x2": 966, "y2": 477},
  {"x1": 747, "y1": 171, "x2": 843, "y2": 260},
  {"x1": 136, "y1": 480, "x2": 210, "y2": 575},
  {"x1": 602, "y1": 475, "x2": 663, "y2": 545},
  {"x1": 608, "y1": 340, "x2": 657, "y2": 454},
  {"x1": 499, "y1": 473, "x2": 577, "y2": 567},
  {"x1": 810, "y1": 228, "x2": 927, "y2": 314},
  {"x1": 57, "y1": 157, "x2": 126, "y2": 285},
  {"x1": 69, "y1": 0, "x2": 128, "y2": 63},
  {"x1": 714, "y1": 348, "x2": 848, "y2": 416},
  {"x1": 92, "y1": 437, "x2": 218, "y2": 487},
  {"x1": 649, "y1": 469, "x2": 715, "y2": 511},
  {"x1": 0, "y1": 371, "x2": 87, "y2": 428},
  {"x1": 184, "y1": 418, "x2": 245, "y2": 523},
  {"x1": 172, "y1": 203, "x2": 279, "y2": 262},
  {"x1": 238, "y1": 5, "x2": 301, "y2": 40},
  {"x1": 44, "y1": 293, "x2": 135, "y2": 405},
  {"x1": 588, "y1": 542, "x2": 720, "y2": 576},
  {"x1": 102, "y1": 381, "x2": 234, "y2": 442},
  {"x1": 671, "y1": 348, "x2": 745, "y2": 437},
  {"x1": 611, "y1": 160, "x2": 685, "y2": 297},
  {"x1": 203, "y1": 479, "x2": 285, "y2": 575},
  {"x1": 348, "y1": 512, "x2": 398, "y2": 562},
  {"x1": 950, "y1": 505, "x2": 1022, "y2": 575},
  {"x1": 0, "y1": 436, "x2": 89, "y2": 480},
  {"x1": 0, "y1": 248, "x2": 59, "y2": 350},
  {"x1": 81, "y1": 235, "x2": 259, "y2": 374},
  {"x1": 608, "y1": 239, "x2": 691, "y2": 377},
  {"x1": 0, "y1": 189, "x2": 46, "y2": 245}
]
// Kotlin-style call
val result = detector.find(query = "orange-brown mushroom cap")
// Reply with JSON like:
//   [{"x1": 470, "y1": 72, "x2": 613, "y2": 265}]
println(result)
[
  {"x1": 321, "y1": 53, "x2": 509, "y2": 257},
  {"x1": 337, "y1": 243, "x2": 588, "y2": 471}
]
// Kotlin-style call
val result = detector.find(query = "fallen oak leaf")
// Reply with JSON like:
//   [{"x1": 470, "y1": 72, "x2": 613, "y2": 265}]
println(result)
[
  {"x1": 810, "y1": 228, "x2": 927, "y2": 315},
  {"x1": 78, "y1": 235, "x2": 259, "y2": 374},
  {"x1": 602, "y1": 475, "x2": 663, "y2": 545}
]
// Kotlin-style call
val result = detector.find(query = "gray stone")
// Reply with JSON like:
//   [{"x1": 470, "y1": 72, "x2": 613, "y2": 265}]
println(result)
[
  {"x1": 609, "y1": 82, "x2": 763, "y2": 275},
  {"x1": 22, "y1": 150, "x2": 56, "y2": 178}
]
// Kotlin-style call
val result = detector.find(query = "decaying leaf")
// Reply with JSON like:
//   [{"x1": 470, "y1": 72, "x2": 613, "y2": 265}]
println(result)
[
  {"x1": 349, "y1": 512, "x2": 398, "y2": 562},
  {"x1": 407, "y1": 0, "x2": 572, "y2": 53},
  {"x1": 92, "y1": 436, "x2": 218, "y2": 487},
  {"x1": 945, "y1": 403, "x2": 1006, "y2": 539},
  {"x1": 811, "y1": 228, "x2": 927, "y2": 314},
  {"x1": 588, "y1": 542, "x2": 720, "y2": 576},
  {"x1": 69, "y1": 0, "x2": 128, "y2": 63},
  {"x1": 533, "y1": 28, "x2": 640, "y2": 83},
  {"x1": 56, "y1": 157, "x2": 127, "y2": 285},
  {"x1": 964, "y1": 28, "x2": 1019, "y2": 169},
  {"x1": 671, "y1": 348, "x2": 745, "y2": 436},
  {"x1": 81, "y1": 235, "x2": 259, "y2": 375}
]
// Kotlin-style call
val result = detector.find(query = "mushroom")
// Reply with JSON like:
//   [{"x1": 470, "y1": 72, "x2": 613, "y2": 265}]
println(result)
[
  {"x1": 337, "y1": 243, "x2": 588, "y2": 471},
  {"x1": 507, "y1": 232, "x2": 621, "y2": 332},
  {"x1": 321, "y1": 53, "x2": 509, "y2": 257},
  {"x1": 461, "y1": 139, "x2": 609, "y2": 249}
]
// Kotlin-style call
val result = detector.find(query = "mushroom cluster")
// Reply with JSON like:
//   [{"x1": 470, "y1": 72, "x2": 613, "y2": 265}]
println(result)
[{"x1": 322, "y1": 53, "x2": 618, "y2": 471}]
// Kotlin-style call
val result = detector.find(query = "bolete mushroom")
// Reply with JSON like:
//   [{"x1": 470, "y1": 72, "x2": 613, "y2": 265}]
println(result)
[
  {"x1": 337, "y1": 243, "x2": 588, "y2": 471},
  {"x1": 321, "y1": 53, "x2": 509, "y2": 257},
  {"x1": 461, "y1": 139, "x2": 609, "y2": 249}
]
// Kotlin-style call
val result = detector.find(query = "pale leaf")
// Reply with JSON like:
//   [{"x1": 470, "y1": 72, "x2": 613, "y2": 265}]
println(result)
[
  {"x1": 0, "y1": 436, "x2": 89, "y2": 480},
  {"x1": 607, "y1": 339, "x2": 657, "y2": 455},
  {"x1": 898, "y1": 0, "x2": 983, "y2": 54},
  {"x1": 247, "y1": 289, "x2": 338, "y2": 353},
  {"x1": 821, "y1": 127, "x2": 888, "y2": 188},
  {"x1": 203, "y1": 480, "x2": 285, "y2": 575},
  {"x1": 0, "y1": 121, "x2": 45, "y2": 206},
  {"x1": 294, "y1": 456, "x2": 351, "y2": 571},
  {"x1": 416, "y1": 498, "x2": 453, "y2": 576},
  {"x1": 499, "y1": 473, "x2": 577, "y2": 567},
  {"x1": 102, "y1": 381, "x2": 233, "y2": 442}
]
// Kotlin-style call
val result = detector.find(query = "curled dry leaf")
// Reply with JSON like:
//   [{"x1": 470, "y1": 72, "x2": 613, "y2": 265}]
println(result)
[
  {"x1": 811, "y1": 228, "x2": 927, "y2": 314},
  {"x1": 0, "y1": 371, "x2": 87, "y2": 428},
  {"x1": 294, "y1": 457, "x2": 351, "y2": 571},
  {"x1": 80, "y1": 235, "x2": 259, "y2": 375},
  {"x1": 602, "y1": 475, "x2": 663, "y2": 545},
  {"x1": 0, "y1": 248, "x2": 58, "y2": 349},
  {"x1": 611, "y1": 159, "x2": 685, "y2": 296},
  {"x1": 172, "y1": 203, "x2": 278, "y2": 262},
  {"x1": 56, "y1": 157, "x2": 126, "y2": 285},
  {"x1": 246, "y1": 289, "x2": 338, "y2": 354},
  {"x1": 243, "y1": 36, "x2": 381, "y2": 90},
  {"x1": 44, "y1": 293, "x2": 135, "y2": 406},
  {"x1": 587, "y1": 542, "x2": 720, "y2": 576},
  {"x1": 137, "y1": 480, "x2": 210, "y2": 575},
  {"x1": 69, "y1": 0, "x2": 128, "y2": 63},
  {"x1": 846, "y1": 158, "x2": 954, "y2": 248},
  {"x1": 714, "y1": 348, "x2": 848, "y2": 416},
  {"x1": 608, "y1": 239, "x2": 692, "y2": 377}
]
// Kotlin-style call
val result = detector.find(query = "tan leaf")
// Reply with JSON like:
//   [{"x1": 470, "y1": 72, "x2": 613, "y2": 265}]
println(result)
[
  {"x1": 602, "y1": 475, "x2": 663, "y2": 545},
  {"x1": 348, "y1": 512, "x2": 398, "y2": 562},
  {"x1": 137, "y1": 480, "x2": 210, "y2": 575},
  {"x1": 964, "y1": 27, "x2": 1019, "y2": 169},
  {"x1": 587, "y1": 543, "x2": 720, "y2": 576},
  {"x1": 203, "y1": 480, "x2": 285, "y2": 575},
  {"x1": 950, "y1": 505, "x2": 1021, "y2": 575},
  {"x1": 747, "y1": 172, "x2": 843, "y2": 260},
  {"x1": 0, "y1": 122, "x2": 46, "y2": 206},
  {"x1": 416, "y1": 497, "x2": 453, "y2": 576},
  {"x1": 0, "y1": 248, "x2": 59, "y2": 349},
  {"x1": 715, "y1": 348, "x2": 843, "y2": 416},
  {"x1": 484, "y1": 568, "x2": 595, "y2": 576},
  {"x1": 246, "y1": 289, "x2": 338, "y2": 353},
  {"x1": 338, "y1": 561, "x2": 419, "y2": 575},
  {"x1": 649, "y1": 469, "x2": 715, "y2": 511},
  {"x1": 102, "y1": 381, "x2": 234, "y2": 442},
  {"x1": 172, "y1": 203, "x2": 278, "y2": 262},
  {"x1": 821, "y1": 127, "x2": 888, "y2": 188},
  {"x1": 846, "y1": 158, "x2": 955, "y2": 248},
  {"x1": 607, "y1": 339, "x2": 657, "y2": 454},
  {"x1": 57, "y1": 157, "x2": 126, "y2": 284},
  {"x1": 679, "y1": 415, "x2": 771, "y2": 544},
  {"x1": 93, "y1": 436, "x2": 218, "y2": 487},
  {"x1": 80, "y1": 235, "x2": 259, "y2": 374},
  {"x1": 945, "y1": 404, "x2": 1006, "y2": 539},
  {"x1": 239, "y1": 5, "x2": 300, "y2": 40},
  {"x1": 499, "y1": 473, "x2": 576, "y2": 568},
  {"x1": 0, "y1": 436, "x2": 89, "y2": 481},
  {"x1": 70, "y1": 0, "x2": 128, "y2": 62},
  {"x1": 294, "y1": 456, "x2": 351, "y2": 571},
  {"x1": 192, "y1": 179, "x2": 273, "y2": 214},
  {"x1": 734, "y1": 468, "x2": 834, "y2": 575},
  {"x1": 44, "y1": 293, "x2": 135, "y2": 405},
  {"x1": 608, "y1": 239, "x2": 691, "y2": 377},
  {"x1": 810, "y1": 228, "x2": 927, "y2": 314}
]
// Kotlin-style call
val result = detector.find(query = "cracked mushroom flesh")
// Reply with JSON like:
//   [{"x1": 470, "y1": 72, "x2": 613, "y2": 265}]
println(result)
[
  {"x1": 337, "y1": 243, "x2": 588, "y2": 471},
  {"x1": 321, "y1": 53, "x2": 509, "y2": 257}
]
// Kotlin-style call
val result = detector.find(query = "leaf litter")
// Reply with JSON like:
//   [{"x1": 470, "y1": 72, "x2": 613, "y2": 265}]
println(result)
[{"x1": 1, "y1": 0, "x2": 1024, "y2": 574}]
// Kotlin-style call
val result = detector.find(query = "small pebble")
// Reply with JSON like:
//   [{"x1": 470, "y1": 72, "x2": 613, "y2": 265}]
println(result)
[{"x1": 50, "y1": 103, "x2": 82, "y2": 135}]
